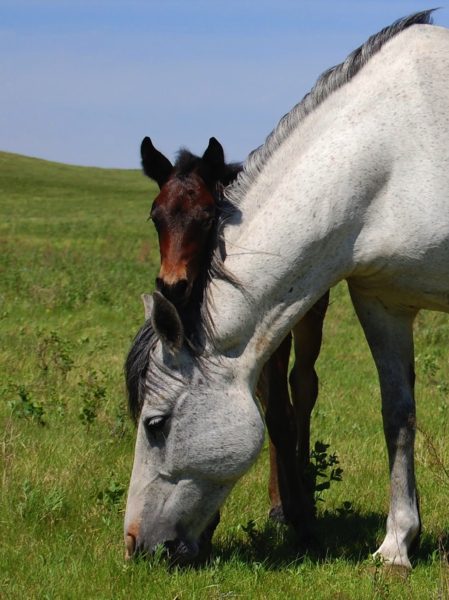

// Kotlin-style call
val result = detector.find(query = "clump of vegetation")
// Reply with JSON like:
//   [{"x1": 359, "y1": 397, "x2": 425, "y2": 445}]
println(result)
[
  {"x1": 307, "y1": 440, "x2": 343, "y2": 503},
  {"x1": 8, "y1": 385, "x2": 46, "y2": 426},
  {"x1": 97, "y1": 475, "x2": 126, "y2": 511},
  {"x1": 37, "y1": 330, "x2": 73, "y2": 376},
  {"x1": 97, "y1": 475, "x2": 126, "y2": 526},
  {"x1": 78, "y1": 370, "x2": 106, "y2": 427}
]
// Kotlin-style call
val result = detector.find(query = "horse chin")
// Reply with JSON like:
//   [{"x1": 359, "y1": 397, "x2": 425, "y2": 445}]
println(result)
[
  {"x1": 164, "y1": 538, "x2": 199, "y2": 565},
  {"x1": 166, "y1": 512, "x2": 220, "y2": 566}
]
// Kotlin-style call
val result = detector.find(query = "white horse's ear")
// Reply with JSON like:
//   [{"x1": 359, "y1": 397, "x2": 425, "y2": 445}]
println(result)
[
  {"x1": 151, "y1": 291, "x2": 184, "y2": 355},
  {"x1": 141, "y1": 293, "x2": 153, "y2": 321}
]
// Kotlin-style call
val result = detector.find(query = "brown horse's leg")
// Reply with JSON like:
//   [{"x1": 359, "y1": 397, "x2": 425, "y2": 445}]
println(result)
[
  {"x1": 260, "y1": 333, "x2": 316, "y2": 539},
  {"x1": 257, "y1": 336, "x2": 294, "y2": 524},
  {"x1": 290, "y1": 291, "x2": 329, "y2": 503},
  {"x1": 267, "y1": 436, "x2": 283, "y2": 522}
]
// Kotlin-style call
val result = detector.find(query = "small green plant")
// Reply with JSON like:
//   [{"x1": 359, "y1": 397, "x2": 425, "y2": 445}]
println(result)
[
  {"x1": 418, "y1": 424, "x2": 449, "y2": 489},
  {"x1": 308, "y1": 440, "x2": 343, "y2": 503},
  {"x1": 8, "y1": 386, "x2": 46, "y2": 426},
  {"x1": 78, "y1": 370, "x2": 106, "y2": 427},
  {"x1": 335, "y1": 500, "x2": 354, "y2": 518},
  {"x1": 97, "y1": 476, "x2": 126, "y2": 511},
  {"x1": 239, "y1": 518, "x2": 268, "y2": 558},
  {"x1": 37, "y1": 330, "x2": 73, "y2": 376},
  {"x1": 369, "y1": 553, "x2": 392, "y2": 599},
  {"x1": 241, "y1": 518, "x2": 258, "y2": 542}
]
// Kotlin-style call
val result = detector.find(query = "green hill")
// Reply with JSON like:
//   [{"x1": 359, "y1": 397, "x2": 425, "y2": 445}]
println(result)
[{"x1": 0, "y1": 151, "x2": 159, "y2": 322}]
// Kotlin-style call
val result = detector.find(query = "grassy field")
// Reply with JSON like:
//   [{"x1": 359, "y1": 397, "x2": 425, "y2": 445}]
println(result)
[{"x1": 1, "y1": 151, "x2": 448, "y2": 599}]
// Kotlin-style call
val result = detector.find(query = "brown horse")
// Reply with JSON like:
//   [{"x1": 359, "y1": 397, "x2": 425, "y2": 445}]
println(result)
[{"x1": 139, "y1": 135, "x2": 329, "y2": 540}]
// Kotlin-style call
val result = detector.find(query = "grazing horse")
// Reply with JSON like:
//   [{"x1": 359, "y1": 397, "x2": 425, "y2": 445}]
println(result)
[
  {"x1": 125, "y1": 11, "x2": 448, "y2": 570},
  {"x1": 135, "y1": 136, "x2": 328, "y2": 532}
]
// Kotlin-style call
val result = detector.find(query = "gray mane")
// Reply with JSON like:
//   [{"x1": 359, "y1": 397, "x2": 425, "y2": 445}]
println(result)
[{"x1": 225, "y1": 10, "x2": 435, "y2": 209}]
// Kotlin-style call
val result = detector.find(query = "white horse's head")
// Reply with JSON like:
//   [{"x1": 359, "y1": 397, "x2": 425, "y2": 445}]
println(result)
[{"x1": 124, "y1": 292, "x2": 265, "y2": 563}]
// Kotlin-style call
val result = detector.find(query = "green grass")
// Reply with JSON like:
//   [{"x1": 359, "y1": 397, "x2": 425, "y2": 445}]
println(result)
[{"x1": 1, "y1": 151, "x2": 448, "y2": 599}]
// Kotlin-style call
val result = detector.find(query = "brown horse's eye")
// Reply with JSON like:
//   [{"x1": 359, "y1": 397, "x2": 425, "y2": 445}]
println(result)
[
  {"x1": 201, "y1": 211, "x2": 215, "y2": 231},
  {"x1": 150, "y1": 210, "x2": 161, "y2": 227},
  {"x1": 202, "y1": 216, "x2": 214, "y2": 231}
]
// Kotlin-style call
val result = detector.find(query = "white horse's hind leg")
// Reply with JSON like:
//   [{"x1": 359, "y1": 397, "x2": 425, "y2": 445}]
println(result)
[{"x1": 349, "y1": 286, "x2": 420, "y2": 570}]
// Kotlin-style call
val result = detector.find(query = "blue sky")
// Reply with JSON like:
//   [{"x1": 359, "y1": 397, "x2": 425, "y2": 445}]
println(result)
[{"x1": 1, "y1": 1, "x2": 447, "y2": 168}]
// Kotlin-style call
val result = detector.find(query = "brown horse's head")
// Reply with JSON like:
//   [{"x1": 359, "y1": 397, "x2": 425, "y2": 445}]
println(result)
[{"x1": 141, "y1": 136, "x2": 241, "y2": 307}]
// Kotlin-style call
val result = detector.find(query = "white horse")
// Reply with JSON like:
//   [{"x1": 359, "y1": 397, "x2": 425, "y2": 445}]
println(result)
[{"x1": 124, "y1": 11, "x2": 449, "y2": 569}]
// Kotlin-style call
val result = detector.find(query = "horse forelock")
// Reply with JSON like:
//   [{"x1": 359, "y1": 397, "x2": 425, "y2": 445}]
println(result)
[
  {"x1": 225, "y1": 9, "x2": 436, "y2": 210},
  {"x1": 174, "y1": 149, "x2": 201, "y2": 178},
  {"x1": 125, "y1": 319, "x2": 157, "y2": 423},
  {"x1": 125, "y1": 316, "x2": 202, "y2": 424}
]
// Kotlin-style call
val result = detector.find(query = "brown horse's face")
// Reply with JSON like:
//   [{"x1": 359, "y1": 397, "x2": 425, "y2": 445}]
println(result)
[
  {"x1": 151, "y1": 174, "x2": 216, "y2": 305},
  {"x1": 140, "y1": 135, "x2": 241, "y2": 308}
]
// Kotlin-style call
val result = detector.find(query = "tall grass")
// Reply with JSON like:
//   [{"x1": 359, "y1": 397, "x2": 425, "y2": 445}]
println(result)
[{"x1": 1, "y1": 151, "x2": 448, "y2": 599}]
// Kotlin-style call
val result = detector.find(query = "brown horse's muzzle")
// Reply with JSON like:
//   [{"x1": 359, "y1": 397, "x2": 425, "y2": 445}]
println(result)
[{"x1": 156, "y1": 277, "x2": 191, "y2": 306}]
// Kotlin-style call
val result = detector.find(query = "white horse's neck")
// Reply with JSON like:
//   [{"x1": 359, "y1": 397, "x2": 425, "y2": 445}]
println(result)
[{"x1": 207, "y1": 24, "x2": 449, "y2": 384}]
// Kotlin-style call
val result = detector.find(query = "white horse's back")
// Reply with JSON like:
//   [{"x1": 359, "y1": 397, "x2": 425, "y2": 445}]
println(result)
[
  {"x1": 348, "y1": 25, "x2": 449, "y2": 311},
  {"x1": 222, "y1": 23, "x2": 449, "y2": 321}
]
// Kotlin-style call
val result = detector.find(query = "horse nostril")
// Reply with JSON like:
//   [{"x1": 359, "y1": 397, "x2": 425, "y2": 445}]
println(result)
[
  {"x1": 175, "y1": 280, "x2": 188, "y2": 297},
  {"x1": 156, "y1": 279, "x2": 190, "y2": 305},
  {"x1": 125, "y1": 534, "x2": 136, "y2": 560}
]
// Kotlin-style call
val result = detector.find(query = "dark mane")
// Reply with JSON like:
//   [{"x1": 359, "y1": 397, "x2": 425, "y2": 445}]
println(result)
[
  {"x1": 125, "y1": 317, "x2": 188, "y2": 423},
  {"x1": 125, "y1": 319, "x2": 158, "y2": 423},
  {"x1": 174, "y1": 149, "x2": 201, "y2": 178},
  {"x1": 174, "y1": 148, "x2": 242, "y2": 188}
]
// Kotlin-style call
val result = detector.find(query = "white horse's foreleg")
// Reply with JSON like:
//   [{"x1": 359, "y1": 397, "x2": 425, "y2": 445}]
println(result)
[{"x1": 349, "y1": 286, "x2": 420, "y2": 570}]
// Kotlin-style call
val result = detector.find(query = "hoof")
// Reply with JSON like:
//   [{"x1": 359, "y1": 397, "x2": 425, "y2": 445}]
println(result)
[{"x1": 268, "y1": 505, "x2": 287, "y2": 524}]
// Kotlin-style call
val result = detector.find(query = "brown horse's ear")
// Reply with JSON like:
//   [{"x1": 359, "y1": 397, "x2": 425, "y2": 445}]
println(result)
[
  {"x1": 151, "y1": 291, "x2": 184, "y2": 355},
  {"x1": 202, "y1": 137, "x2": 225, "y2": 169},
  {"x1": 141, "y1": 137, "x2": 173, "y2": 189},
  {"x1": 141, "y1": 293, "x2": 153, "y2": 321},
  {"x1": 200, "y1": 137, "x2": 226, "y2": 186}
]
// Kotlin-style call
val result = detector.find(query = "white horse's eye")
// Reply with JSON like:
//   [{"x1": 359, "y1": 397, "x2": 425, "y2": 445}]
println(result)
[{"x1": 144, "y1": 415, "x2": 169, "y2": 434}]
